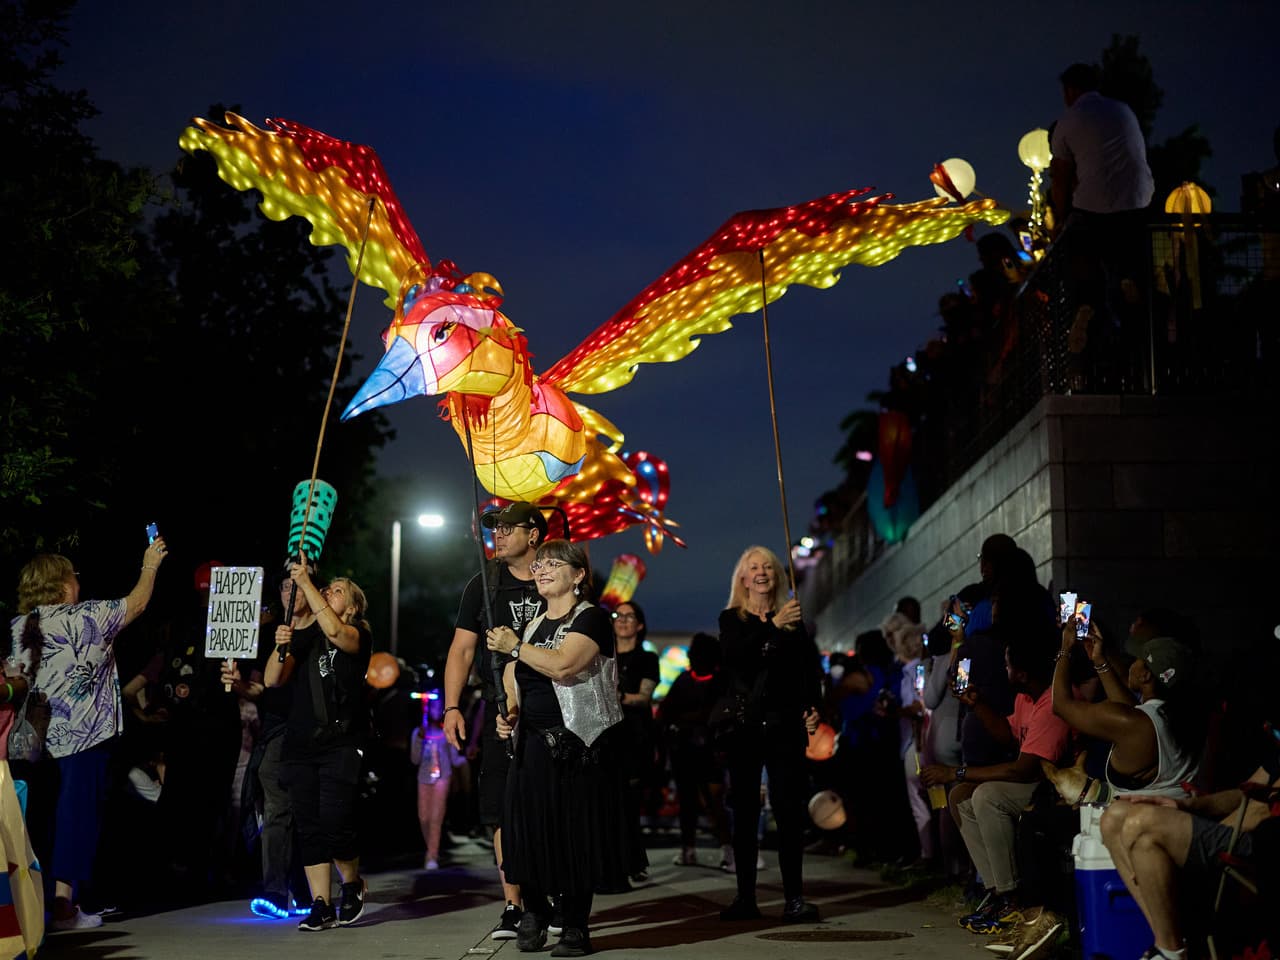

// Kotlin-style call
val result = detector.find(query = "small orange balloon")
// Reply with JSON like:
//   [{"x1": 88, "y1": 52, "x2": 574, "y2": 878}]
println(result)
[
  {"x1": 805, "y1": 722, "x2": 837, "y2": 761},
  {"x1": 366, "y1": 651, "x2": 400, "y2": 689}
]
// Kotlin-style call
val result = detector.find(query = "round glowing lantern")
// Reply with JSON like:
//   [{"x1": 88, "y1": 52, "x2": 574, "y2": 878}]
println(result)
[
  {"x1": 931, "y1": 158, "x2": 976, "y2": 202},
  {"x1": 805, "y1": 722, "x2": 837, "y2": 761},
  {"x1": 366, "y1": 651, "x2": 401, "y2": 689},
  {"x1": 807, "y1": 789, "x2": 847, "y2": 830},
  {"x1": 1165, "y1": 182, "x2": 1212, "y2": 216},
  {"x1": 1017, "y1": 128, "x2": 1052, "y2": 172}
]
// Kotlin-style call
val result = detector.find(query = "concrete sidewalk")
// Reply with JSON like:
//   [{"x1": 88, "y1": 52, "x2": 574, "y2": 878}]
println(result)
[{"x1": 40, "y1": 839, "x2": 983, "y2": 960}]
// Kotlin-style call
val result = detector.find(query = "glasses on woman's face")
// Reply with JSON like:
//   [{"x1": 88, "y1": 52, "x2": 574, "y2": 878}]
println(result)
[
  {"x1": 529, "y1": 559, "x2": 569, "y2": 574},
  {"x1": 611, "y1": 612, "x2": 637, "y2": 622}
]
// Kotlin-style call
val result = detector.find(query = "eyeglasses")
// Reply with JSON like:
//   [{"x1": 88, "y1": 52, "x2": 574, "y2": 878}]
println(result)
[
  {"x1": 529, "y1": 559, "x2": 569, "y2": 574},
  {"x1": 611, "y1": 612, "x2": 637, "y2": 622},
  {"x1": 493, "y1": 522, "x2": 532, "y2": 536}
]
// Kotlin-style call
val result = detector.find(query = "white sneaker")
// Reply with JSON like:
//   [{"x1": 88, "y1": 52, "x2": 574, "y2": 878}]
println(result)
[
  {"x1": 425, "y1": 857, "x2": 439, "y2": 870},
  {"x1": 756, "y1": 854, "x2": 766, "y2": 870},
  {"x1": 51, "y1": 907, "x2": 103, "y2": 931}
]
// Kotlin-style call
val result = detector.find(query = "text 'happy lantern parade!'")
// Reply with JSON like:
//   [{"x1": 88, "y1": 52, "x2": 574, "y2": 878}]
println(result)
[{"x1": 180, "y1": 114, "x2": 1007, "y2": 554}]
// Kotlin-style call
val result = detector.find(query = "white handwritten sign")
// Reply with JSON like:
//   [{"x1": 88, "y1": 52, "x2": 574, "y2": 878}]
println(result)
[{"x1": 204, "y1": 566, "x2": 264, "y2": 660}]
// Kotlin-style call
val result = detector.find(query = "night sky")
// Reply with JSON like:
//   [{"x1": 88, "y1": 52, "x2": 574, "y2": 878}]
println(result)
[{"x1": 58, "y1": 1, "x2": 1277, "y2": 635}]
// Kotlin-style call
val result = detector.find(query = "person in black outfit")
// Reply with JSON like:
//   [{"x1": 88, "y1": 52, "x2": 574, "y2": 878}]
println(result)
[
  {"x1": 223, "y1": 572, "x2": 307, "y2": 918},
  {"x1": 660, "y1": 631, "x2": 732, "y2": 867},
  {"x1": 442, "y1": 501, "x2": 548, "y2": 940},
  {"x1": 717, "y1": 545, "x2": 822, "y2": 924},
  {"x1": 613, "y1": 600, "x2": 658, "y2": 883},
  {"x1": 263, "y1": 561, "x2": 372, "y2": 932},
  {"x1": 485, "y1": 539, "x2": 630, "y2": 958}
]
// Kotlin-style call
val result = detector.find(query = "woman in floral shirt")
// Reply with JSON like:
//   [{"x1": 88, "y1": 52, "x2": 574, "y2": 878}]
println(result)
[{"x1": 8, "y1": 537, "x2": 167, "y2": 930}]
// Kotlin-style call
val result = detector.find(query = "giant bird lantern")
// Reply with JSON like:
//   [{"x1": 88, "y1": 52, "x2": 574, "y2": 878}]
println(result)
[{"x1": 180, "y1": 114, "x2": 1008, "y2": 551}]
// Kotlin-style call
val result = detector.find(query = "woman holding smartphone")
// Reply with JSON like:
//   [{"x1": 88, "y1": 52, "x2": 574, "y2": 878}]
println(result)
[{"x1": 717, "y1": 545, "x2": 822, "y2": 923}]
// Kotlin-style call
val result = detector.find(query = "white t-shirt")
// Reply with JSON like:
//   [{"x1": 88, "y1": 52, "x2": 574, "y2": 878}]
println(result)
[{"x1": 1051, "y1": 91, "x2": 1154, "y2": 214}]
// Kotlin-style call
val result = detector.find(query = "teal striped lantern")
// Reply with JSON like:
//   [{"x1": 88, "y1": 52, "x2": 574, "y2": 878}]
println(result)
[{"x1": 287, "y1": 479, "x2": 338, "y2": 562}]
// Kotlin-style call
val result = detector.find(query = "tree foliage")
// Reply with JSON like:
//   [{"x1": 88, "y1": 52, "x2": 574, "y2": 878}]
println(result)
[{"x1": 1, "y1": 3, "x2": 394, "y2": 619}]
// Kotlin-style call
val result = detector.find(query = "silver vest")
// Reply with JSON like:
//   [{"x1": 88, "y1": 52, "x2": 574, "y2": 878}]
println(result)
[{"x1": 521, "y1": 601, "x2": 623, "y2": 747}]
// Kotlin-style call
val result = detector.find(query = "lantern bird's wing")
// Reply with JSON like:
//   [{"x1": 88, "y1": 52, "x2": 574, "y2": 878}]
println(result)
[
  {"x1": 178, "y1": 112, "x2": 432, "y2": 306},
  {"x1": 540, "y1": 190, "x2": 1009, "y2": 396}
]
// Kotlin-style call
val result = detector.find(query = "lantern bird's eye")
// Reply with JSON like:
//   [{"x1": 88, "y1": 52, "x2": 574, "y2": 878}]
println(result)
[{"x1": 432, "y1": 321, "x2": 456, "y2": 343}]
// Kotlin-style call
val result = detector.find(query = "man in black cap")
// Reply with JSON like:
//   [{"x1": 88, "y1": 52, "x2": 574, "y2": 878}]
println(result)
[{"x1": 442, "y1": 502, "x2": 547, "y2": 939}]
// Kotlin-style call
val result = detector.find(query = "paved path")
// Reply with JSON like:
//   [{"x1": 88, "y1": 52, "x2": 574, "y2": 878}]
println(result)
[{"x1": 40, "y1": 839, "x2": 983, "y2": 960}]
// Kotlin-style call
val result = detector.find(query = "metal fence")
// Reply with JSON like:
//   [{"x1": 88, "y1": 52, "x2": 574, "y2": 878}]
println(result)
[
  {"x1": 800, "y1": 214, "x2": 1279, "y2": 610},
  {"x1": 943, "y1": 213, "x2": 1279, "y2": 488}
]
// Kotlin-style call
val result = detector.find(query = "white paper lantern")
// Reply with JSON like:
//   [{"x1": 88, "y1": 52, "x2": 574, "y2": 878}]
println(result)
[
  {"x1": 807, "y1": 789, "x2": 847, "y2": 830},
  {"x1": 933, "y1": 158, "x2": 976, "y2": 202}
]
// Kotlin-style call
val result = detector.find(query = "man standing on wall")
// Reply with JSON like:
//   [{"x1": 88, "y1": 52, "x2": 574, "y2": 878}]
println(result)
[{"x1": 442, "y1": 503, "x2": 547, "y2": 940}]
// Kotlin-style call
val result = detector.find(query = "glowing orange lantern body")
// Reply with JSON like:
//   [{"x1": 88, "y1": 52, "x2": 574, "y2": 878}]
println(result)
[
  {"x1": 805, "y1": 722, "x2": 837, "y2": 761},
  {"x1": 366, "y1": 652, "x2": 400, "y2": 689}
]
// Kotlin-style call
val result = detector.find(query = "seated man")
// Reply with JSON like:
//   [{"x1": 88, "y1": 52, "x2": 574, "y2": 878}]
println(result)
[
  {"x1": 1099, "y1": 725, "x2": 1280, "y2": 960},
  {"x1": 922, "y1": 635, "x2": 1070, "y2": 935}
]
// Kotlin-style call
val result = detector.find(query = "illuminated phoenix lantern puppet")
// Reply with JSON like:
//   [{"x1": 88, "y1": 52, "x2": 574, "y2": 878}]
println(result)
[{"x1": 181, "y1": 114, "x2": 1008, "y2": 552}]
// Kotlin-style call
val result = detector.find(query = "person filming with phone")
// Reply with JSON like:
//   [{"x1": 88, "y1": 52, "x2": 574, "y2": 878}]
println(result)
[
  {"x1": 1051, "y1": 611, "x2": 1204, "y2": 800},
  {"x1": 921, "y1": 621, "x2": 1070, "y2": 935},
  {"x1": 8, "y1": 533, "x2": 168, "y2": 930}
]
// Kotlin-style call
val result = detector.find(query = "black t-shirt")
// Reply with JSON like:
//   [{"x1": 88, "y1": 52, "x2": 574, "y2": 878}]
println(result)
[
  {"x1": 659, "y1": 669, "x2": 727, "y2": 748},
  {"x1": 455, "y1": 564, "x2": 544, "y2": 697},
  {"x1": 515, "y1": 605, "x2": 613, "y2": 730},
  {"x1": 617, "y1": 647, "x2": 660, "y2": 735},
  {"x1": 285, "y1": 619, "x2": 373, "y2": 752}
]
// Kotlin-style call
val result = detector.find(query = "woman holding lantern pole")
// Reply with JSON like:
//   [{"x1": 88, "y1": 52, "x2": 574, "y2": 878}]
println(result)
[{"x1": 256, "y1": 560, "x2": 372, "y2": 932}]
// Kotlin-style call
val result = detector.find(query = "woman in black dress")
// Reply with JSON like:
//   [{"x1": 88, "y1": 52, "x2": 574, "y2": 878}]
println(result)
[
  {"x1": 486, "y1": 540, "x2": 629, "y2": 957},
  {"x1": 717, "y1": 545, "x2": 822, "y2": 923}
]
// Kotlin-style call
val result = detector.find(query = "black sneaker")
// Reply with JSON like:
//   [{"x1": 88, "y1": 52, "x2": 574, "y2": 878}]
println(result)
[
  {"x1": 548, "y1": 901, "x2": 565, "y2": 937},
  {"x1": 782, "y1": 898, "x2": 820, "y2": 923},
  {"x1": 719, "y1": 897, "x2": 762, "y2": 921},
  {"x1": 550, "y1": 927, "x2": 592, "y2": 957},
  {"x1": 337, "y1": 878, "x2": 367, "y2": 926},
  {"x1": 516, "y1": 911, "x2": 547, "y2": 952},
  {"x1": 298, "y1": 897, "x2": 337, "y2": 931},
  {"x1": 492, "y1": 902, "x2": 523, "y2": 941}
]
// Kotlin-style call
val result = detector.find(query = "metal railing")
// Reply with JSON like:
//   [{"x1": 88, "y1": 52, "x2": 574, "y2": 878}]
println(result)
[{"x1": 801, "y1": 213, "x2": 1279, "y2": 605}]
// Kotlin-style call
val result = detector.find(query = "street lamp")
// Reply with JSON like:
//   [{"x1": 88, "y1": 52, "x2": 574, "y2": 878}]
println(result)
[{"x1": 391, "y1": 513, "x2": 444, "y2": 655}]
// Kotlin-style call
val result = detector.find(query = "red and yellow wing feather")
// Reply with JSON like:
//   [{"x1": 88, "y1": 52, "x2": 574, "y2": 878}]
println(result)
[
  {"x1": 178, "y1": 112, "x2": 430, "y2": 305},
  {"x1": 542, "y1": 191, "x2": 1009, "y2": 395}
]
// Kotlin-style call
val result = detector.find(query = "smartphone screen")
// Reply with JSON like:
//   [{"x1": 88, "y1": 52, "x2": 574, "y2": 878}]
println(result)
[
  {"x1": 953, "y1": 657, "x2": 972, "y2": 695},
  {"x1": 1075, "y1": 601, "x2": 1092, "y2": 639},
  {"x1": 1059, "y1": 591, "x2": 1077, "y2": 626},
  {"x1": 146, "y1": 522, "x2": 159, "y2": 544},
  {"x1": 914, "y1": 662, "x2": 926, "y2": 696}
]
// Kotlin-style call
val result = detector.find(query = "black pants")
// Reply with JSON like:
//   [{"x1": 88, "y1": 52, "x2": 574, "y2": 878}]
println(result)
[
  {"x1": 285, "y1": 742, "x2": 362, "y2": 865},
  {"x1": 726, "y1": 727, "x2": 809, "y2": 902}
]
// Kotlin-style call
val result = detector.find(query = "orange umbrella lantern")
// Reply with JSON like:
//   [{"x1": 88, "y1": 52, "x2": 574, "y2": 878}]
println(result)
[{"x1": 366, "y1": 651, "x2": 401, "y2": 689}]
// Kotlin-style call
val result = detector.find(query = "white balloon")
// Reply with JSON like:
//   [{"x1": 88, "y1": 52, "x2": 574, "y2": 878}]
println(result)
[{"x1": 934, "y1": 157, "x2": 976, "y2": 202}]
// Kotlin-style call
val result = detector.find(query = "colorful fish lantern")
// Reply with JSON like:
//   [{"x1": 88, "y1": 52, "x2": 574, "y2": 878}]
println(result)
[
  {"x1": 180, "y1": 114, "x2": 1008, "y2": 551},
  {"x1": 598, "y1": 553, "x2": 647, "y2": 611}
]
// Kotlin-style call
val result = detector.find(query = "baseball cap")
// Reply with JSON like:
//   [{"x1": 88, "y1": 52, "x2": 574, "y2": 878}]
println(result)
[
  {"x1": 1144, "y1": 636, "x2": 1194, "y2": 692},
  {"x1": 481, "y1": 502, "x2": 548, "y2": 538}
]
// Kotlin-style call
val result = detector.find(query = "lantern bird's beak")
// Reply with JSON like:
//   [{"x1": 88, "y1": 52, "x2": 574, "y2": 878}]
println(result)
[{"x1": 341, "y1": 336, "x2": 430, "y2": 420}]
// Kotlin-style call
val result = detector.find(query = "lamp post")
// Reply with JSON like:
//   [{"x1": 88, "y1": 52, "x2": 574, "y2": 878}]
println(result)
[{"x1": 390, "y1": 513, "x2": 444, "y2": 655}]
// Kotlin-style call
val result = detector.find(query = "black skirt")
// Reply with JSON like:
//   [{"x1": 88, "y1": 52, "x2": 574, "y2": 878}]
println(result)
[{"x1": 501, "y1": 721, "x2": 632, "y2": 895}]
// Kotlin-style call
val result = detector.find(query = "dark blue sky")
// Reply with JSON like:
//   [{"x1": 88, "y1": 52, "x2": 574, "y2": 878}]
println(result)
[{"x1": 59, "y1": 1, "x2": 1277, "y2": 634}]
